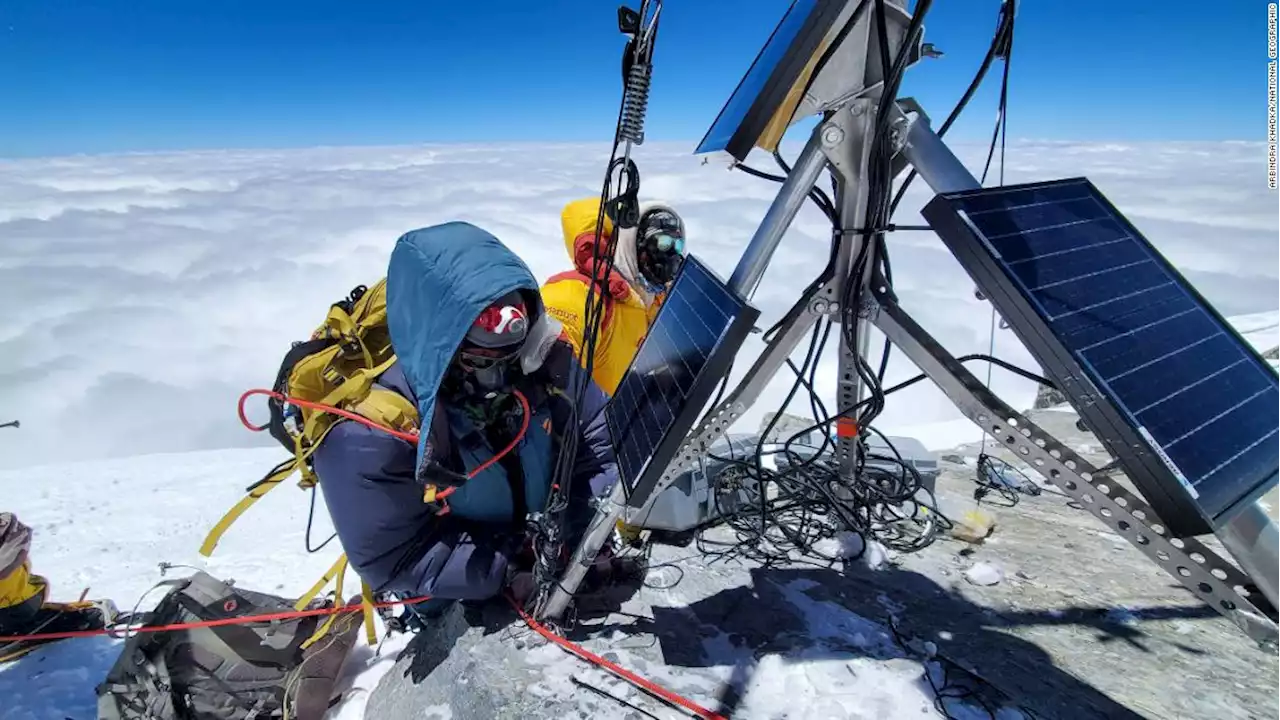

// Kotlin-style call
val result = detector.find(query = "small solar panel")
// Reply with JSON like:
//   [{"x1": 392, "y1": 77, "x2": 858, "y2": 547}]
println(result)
[
  {"x1": 694, "y1": 0, "x2": 846, "y2": 161},
  {"x1": 605, "y1": 256, "x2": 759, "y2": 508},
  {"x1": 923, "y1": 178, "x2": 1279, "y2": 537}
]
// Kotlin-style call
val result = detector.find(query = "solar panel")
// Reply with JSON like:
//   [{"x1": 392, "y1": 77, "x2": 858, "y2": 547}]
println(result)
[
  {"x1": 605, "y1": 255, "x2": 759, "y2": 508},
  {"x1": 694, "y1": 0, "x2": 847, "y2": 161},
  {"x1": 922, "y1": 177, "x2": 1279, "y2": 537}
]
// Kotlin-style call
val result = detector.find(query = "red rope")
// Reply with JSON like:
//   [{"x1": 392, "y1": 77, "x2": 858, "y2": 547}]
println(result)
[
  {"x1": 0, "y1": 595, "x2": 433, "y2": 644},
  {"x1": 236, "y1": 387, "x2": 533, "y2": 507},
  {"x1": 509, "y1": 595, "x2": 727, "y2": 720},
  {"x1": 231, "y1": 381, "x2": 708, "y2": 713},
  {"x1": 5, "y1": 590, "x2": 722, "y2": 719},
  {"x1": 238, "y1": 388, "x2": 420, "y2": 444}
]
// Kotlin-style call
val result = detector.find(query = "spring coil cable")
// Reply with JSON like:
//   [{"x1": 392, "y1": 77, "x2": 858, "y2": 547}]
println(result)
[{"x1": 619, "y1": 61, "x2": 651, "y2": 145}]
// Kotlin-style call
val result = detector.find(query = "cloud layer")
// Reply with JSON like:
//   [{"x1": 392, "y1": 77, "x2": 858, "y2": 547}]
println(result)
[{"x1": 0, "y1": 140, "x2": 1275, "y2": 469}]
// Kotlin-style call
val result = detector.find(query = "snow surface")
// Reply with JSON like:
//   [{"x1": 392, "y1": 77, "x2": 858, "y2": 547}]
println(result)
[
  {"x1": 1, "y1": 139, "x2": 1276, "y2": 717},
  {"x1": 0, "y1": 447, "x2": 1007, "y2": 720},
  {"x1": 0, "y1": 448, "x2": 404, "y2": 720}
]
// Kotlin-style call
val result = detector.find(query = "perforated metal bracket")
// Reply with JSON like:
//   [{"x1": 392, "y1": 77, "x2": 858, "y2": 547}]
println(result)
[
  {"x1": 819, "y1": 98, "x2": 880, "y2": 478},
  {"x1": 868, "y1": 289, "x2": 1279, "y2": 648}
]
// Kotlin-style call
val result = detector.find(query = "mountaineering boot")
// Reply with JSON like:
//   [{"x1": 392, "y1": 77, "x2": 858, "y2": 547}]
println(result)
[
  {"x1": 580, "y1": 542, "x2": 647, "y2": 594},
  {"x1": 0, "y1": 594, "x2": 118, "y2": 662}
]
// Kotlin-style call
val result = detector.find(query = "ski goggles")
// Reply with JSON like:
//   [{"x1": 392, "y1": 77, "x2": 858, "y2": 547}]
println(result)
[
  {"x1": 650, "y1": 232, "x2": 685, "y2": 255},
  {"x1": 456, "y1": 344, "x2": 522, "y2": 371}
]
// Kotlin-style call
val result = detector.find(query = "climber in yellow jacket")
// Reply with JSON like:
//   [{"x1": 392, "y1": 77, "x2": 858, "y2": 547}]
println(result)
[{"x1": 541, "y1": 196, "x2": 687, "y2": 395}]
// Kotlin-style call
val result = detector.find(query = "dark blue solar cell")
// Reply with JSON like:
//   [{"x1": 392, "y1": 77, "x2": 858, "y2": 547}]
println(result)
[
  {"x1": 1165, "y1": 390, "x2": 1277, "y2": 480},
  {"x1": 968, "y1": 197, "x2": 1109, "y2": 244},
  {"x1": 949, "y1": 180, "x2": 1092, "y2": 215},
  {"x1": 1004, "y1": 232, "x2": 1151, "y2": 289},
  {"x1": 1032, "y1": 262, "x2": 1175, "y2": 320},
  {"x1": 1082, "y1": 311, "x2": 1222, "y2": 381},
  {"x1": 1054, "y1": 289, "x2": 1195, "y2": 349},
  {"x1": 923, "y1": 177, "x2": 1278, "y2": 531},
  {"x1": 605, "y1": 256, "x2": 757, "y2": 499},
  {"x1": 1102, "y1": 334, "x2": 1244, "y2": 412},
  {"x1": 1131, "y1": 355, "x2": 1272, "y2": 443},
  {"x1": 989, "y1": 216, "x2": 1130, "y2": 264}
]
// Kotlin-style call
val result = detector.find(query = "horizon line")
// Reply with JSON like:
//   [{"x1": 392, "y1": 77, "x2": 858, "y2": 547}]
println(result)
[{"x1": 0, "y1": 137, "x2": 1268, "y2": 163}]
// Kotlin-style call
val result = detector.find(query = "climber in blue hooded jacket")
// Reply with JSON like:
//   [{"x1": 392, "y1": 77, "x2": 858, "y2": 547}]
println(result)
[{"x1": 310, "y1": 221, "x2": 618, "y2": 606}]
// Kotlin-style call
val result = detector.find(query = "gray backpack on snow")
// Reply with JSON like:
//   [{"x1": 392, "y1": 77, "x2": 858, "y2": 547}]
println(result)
[{"x1": 96, "y1": 571, "x2": 359, "y2": 720}]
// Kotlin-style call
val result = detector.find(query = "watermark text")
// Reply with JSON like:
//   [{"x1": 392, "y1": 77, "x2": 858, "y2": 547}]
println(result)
[{"x1": 1269, "y1": 4, "x2": 1277, "y2": 189}]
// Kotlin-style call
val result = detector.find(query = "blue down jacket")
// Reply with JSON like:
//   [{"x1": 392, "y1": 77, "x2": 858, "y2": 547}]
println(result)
[{"x1": 311, "y1": 222, "x2": 617, "y2": 600}]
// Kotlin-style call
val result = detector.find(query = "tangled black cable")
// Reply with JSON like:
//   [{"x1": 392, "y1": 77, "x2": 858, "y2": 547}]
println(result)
[
  {"x1": 887, "y1": 615, "x2": 1045, "y2": 720},
  {"x1": 691, "y1": 307, "x2": 954, "y2": 570},
  {"x1": 696, "y1": 0, "x2": 945, "y2": 569},
  {"x1": 973, "y1": 452, "x2": 1040, "y2": 508}
]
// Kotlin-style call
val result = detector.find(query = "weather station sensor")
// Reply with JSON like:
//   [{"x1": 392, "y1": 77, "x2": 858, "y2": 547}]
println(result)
[{"x1": 545, "y1": 0, "x2": 1279, "y2": 654}]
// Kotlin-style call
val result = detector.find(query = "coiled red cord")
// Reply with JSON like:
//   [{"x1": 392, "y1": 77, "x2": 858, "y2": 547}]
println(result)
[
  {"x1": 238, "y1": 388, "x2": 421, "y2": 443},
  {"x1": 237, "y1": 387, "x2": 532, "y2": 507}
]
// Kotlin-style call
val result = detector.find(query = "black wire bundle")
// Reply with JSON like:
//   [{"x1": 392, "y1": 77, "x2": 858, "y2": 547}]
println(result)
[
  {"x1": 890, "y1": 0, "x2": 1017, "y2": 215},
  {"x1": 692, "y1": 311, "x2": 955, "y2": 569},
  {"x1": 973, "y1": 452, "x2": 1040, "y2": 508},
  {"x1": 696, "y1": 420, "x2": 958, "y2": 565},
  {"x1": 683, "y1": 3, "x2": 1030, "y2": 716},
  {"x1": 690, "y1": 0, "x2": 1035, "y2": 579},
  {"x1": 887, "y1": 615, "x2": 1043, "y2": 720},
  {"x1": 530, "y1": 2, "x2": 662, "y2": 613}
]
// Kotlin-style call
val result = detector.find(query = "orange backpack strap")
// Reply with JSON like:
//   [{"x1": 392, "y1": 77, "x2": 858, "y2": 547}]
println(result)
[{"x1": 547, "y1": 271, "x2": 616, "y2": 329}]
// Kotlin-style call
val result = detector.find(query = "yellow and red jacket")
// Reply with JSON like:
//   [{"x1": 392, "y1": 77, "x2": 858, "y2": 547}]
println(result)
[{"x1": 540, "y1": 197, "x2": 664, "y2": 396}]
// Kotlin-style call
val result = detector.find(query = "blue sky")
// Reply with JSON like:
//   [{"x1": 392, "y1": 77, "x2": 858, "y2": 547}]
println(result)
[{"x1": 0, "y1": 0, "x2": 1266, "y2": 157}]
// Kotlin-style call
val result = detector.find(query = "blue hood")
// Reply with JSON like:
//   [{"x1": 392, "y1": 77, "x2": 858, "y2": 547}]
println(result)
[{"x1": 385, "y1": 221, "x2": 542, "y2": 475}]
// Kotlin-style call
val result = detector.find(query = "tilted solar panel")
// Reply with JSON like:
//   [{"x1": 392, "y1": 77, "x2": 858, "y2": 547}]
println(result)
[
  {"x1": 694, "y1": 0, "x2": 846, "y2": 161},
  {"x1": 922, "y1": 178, "x2": 1279, "y2": 537},
  {"x1": 605, "y1": 255, "x2": 759, "y2": 508}
]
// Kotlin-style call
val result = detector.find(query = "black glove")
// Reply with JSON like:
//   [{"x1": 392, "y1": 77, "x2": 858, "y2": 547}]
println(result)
[
  {"x1": 419, "y1": 460, "x2": 469, "y2": 488},
  {"x1": 506, "y1": 566, "x2": 536, "y2": 606}
]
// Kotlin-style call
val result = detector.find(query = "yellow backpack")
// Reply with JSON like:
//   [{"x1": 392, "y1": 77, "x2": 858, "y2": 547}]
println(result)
[{"x1": 200, "y1": 280, "x2": 420, "y2": 647}]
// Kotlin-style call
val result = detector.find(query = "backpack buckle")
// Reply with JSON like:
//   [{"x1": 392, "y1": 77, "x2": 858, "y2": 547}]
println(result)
[
  {"x1": 420, "y1": 462, "x2": 467, "y2": 516},
  {"x1": 422, "y1": 485, "x2": 451, "y2": 516},
  {"x1": 321, "y1": 365, "x2": 345, "y2": 386}
]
